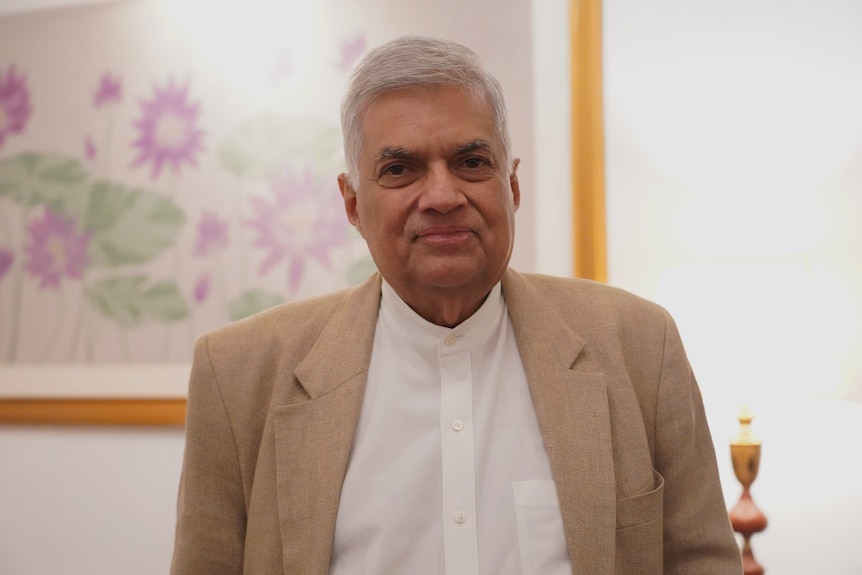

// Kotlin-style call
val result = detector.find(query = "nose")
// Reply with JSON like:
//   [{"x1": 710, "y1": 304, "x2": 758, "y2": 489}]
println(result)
[{"x1": 417, "y1": 163, "x2": 467, "y2": 213}]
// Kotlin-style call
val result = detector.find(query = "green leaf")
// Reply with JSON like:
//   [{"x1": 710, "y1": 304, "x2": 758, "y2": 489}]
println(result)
[
  {"x1": 140, "y1": 281, "x2": 190, "y2": 322},
  {"x1": 227, "y1": 289, "x2": 285, "y2": 322},
  {"x1": 85, "y1": 276, "x2": 190, "y2": 327},
  {"x1": 218, "y1": 114, "x2": 342, "y2": 179},
  {"x1": 84, "y1": 180, "x2": 186, "y2": 267},
  {"x1": 85, "y1": 275, "x2": 148, "y2": 328},
  {"x1": 0, "y1": 152, "x2": 89, "y2": 210}
]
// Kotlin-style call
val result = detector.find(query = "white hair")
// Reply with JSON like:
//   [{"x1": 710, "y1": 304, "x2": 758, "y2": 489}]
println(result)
[{"x1": 340, "y1": 35, "x2": 513, "y2": 188}]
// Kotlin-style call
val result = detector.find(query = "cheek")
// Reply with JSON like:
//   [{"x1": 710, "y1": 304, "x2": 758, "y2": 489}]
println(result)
[
  {"x1": 369, "y1": 202, "x2": 410, "y2": 233},
  {"x1": 354, "y1": 197, "x2": 374, "y2": 234},
  {"x1": 357, "y1": 204, "x2": 392, "y2": 244}
]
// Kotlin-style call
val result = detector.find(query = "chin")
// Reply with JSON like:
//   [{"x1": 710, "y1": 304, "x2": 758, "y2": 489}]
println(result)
[{"x1": 418, "y1": 266, "x2": 491, "y2": 292}]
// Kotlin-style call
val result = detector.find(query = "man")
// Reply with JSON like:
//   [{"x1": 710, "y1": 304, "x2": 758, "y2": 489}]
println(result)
[{"x1": 171, "y1": 36, "x2": 742, "y2": 575}]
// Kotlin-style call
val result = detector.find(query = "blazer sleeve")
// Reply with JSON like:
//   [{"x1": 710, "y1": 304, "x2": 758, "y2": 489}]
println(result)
[
  {"x1": 654, "y1": 312, "x2": 743, "y2": 574},
  {"x1": 171, "y1": 334, "x2": 246, "y2": 575}
]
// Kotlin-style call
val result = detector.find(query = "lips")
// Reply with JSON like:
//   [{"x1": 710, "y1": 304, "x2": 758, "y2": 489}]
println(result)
[{"x1": 415, "y1": 226, "x2": 473, "y2": 244}]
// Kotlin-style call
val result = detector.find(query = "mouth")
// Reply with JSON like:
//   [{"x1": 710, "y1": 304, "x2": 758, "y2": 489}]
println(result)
[{"x1": 415, "y1": 227, "x2": 474, "y2": 246}]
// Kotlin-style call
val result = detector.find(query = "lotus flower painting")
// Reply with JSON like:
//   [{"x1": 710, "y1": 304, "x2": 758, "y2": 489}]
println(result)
[
  {"x1": 0, "y1": 246, "x2": 13, "y2": 281},
  {"x1": 24, "y1": 207, "x2": 91, "y2": 290},
  {"x1": 0, "y1": 65, "x2": 31, "y2": 150},
  {"x1": 193, "y1": 210, "x2": 229, "y2": 258},
  {"x1": 0, "y1": 2, "x2": 373, "y2": 364},
  {"x1": 246, "y1": 165, "x2": 349, "y2": 293},
  {"x1": 131, "y1": 79, "x2": 205, "y2": 180},
  {"x1": 93, "y1": 72, "x2": 122, "y2": 109}
]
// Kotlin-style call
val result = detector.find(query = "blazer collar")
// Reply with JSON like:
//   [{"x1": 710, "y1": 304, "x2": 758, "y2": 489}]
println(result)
[
  {"x1": 274, "y1": 274, "x2": 381, "y2": 573},
  {"x1": 293, "y1": 274, "x2": 382, "y2": 399}
]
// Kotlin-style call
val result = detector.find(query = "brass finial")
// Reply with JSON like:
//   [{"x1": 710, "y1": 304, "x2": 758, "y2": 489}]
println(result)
[
  {"x1": 730, "y1": 405, "x2": 762, "y2": 488},
  {"x1": 731, "y1": 405, "x2": 762, "y2": 447}
]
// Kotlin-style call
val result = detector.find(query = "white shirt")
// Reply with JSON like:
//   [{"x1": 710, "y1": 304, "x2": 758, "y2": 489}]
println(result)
[{"x1": 329, "y1": 282, "x2": 572, "y2": 575}]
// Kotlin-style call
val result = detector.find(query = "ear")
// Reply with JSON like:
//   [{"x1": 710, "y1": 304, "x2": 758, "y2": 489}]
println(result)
[
  {"x1": 338, "y1": 173, "x2": 363, "y2": 235},
  {"x1": 509, "y1": 158, "x2": 521, "y2": 211}
]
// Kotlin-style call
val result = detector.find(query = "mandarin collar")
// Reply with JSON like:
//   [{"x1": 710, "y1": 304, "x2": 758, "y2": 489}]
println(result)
[{"x1": 379, "y1": 280, "x2": 505, "y2": 352}]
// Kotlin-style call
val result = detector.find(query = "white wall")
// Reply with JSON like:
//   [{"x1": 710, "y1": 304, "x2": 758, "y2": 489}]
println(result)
[
  {"x1": 0, "y1": 426, "x2": 185, "y2": 574},
  {"x1": 604, "y1": 1, "x2": 862, "y2": 573}
]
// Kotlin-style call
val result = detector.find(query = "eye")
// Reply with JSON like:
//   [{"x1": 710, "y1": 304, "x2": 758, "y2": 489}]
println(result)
[
  {"x1": 455, "y1": 155, "x2": 494, "y2": 182},
  {"x1": 384, "y1": 164, "x2": 406, "y2": 176},
  {"x1": 376, "y1": 162, "x2": 418, "y2": 188},
  {"x1": 463, "y1": 157, "x2": 489, "y2": 169}
]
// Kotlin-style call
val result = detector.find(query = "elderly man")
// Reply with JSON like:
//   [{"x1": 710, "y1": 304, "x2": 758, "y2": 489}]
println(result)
[{"x1": 171, "y1": 36, "x2": 742, "y2": 575}]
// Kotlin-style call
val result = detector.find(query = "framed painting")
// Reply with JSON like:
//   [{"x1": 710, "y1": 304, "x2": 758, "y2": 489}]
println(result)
[{"x1": 0, "y1": 0, "x2": 606, "y2": 426}]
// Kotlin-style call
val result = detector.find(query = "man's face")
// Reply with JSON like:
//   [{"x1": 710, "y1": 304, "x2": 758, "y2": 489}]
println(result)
[{"x1": 339, "y1": 86, "x2": 520, "y2": 315}]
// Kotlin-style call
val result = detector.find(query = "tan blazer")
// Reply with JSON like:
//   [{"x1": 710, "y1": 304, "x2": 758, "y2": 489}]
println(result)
[{"x1": 171, "y1": 269, "x2": 742, "y2": 575}]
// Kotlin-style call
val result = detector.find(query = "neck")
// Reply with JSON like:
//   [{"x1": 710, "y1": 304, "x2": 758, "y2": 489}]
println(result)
[
  {"x1": 419, "y1": 298, "x2": 488, "y2": 328},
  {"x1": 396, "y1": 285, "x2": 493, "y2": 328}
]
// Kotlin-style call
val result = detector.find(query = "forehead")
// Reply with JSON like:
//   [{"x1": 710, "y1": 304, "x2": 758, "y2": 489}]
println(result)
[{"x1": 358, "y1": 86, "x2": 500, "y2": 159}]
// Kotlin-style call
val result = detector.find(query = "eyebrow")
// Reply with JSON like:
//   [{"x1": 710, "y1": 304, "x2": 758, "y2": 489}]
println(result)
[
  {"x1": 373, "y1": 140, "x2": 494, "y2": 167},
  {"x1": 455, "y1": 140, "x2": 492, "y2": 155},
  {"x1": 374, "y1": 147, "x2": 411, "y2": 164}
]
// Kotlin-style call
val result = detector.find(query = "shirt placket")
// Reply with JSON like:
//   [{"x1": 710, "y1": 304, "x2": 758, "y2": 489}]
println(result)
[{"x1": 439, "y1": 335, "x2": 479, "y2": 575}]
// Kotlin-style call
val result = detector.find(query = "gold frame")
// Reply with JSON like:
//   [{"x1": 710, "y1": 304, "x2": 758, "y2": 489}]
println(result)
[
  {"x1": 0, "y1": 0, "x2": 606, "y2": 427},
  {"x1": 570, "y1": 0, "x2": 607, "y2": 282},
  {"x1": 0, "y1": 398, "x2": 187, "y2": 426}
]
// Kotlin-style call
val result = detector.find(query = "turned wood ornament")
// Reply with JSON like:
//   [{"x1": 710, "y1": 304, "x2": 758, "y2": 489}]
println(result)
[{"x1": 729, "y1": 406, "x2": 768, "y2": 575}]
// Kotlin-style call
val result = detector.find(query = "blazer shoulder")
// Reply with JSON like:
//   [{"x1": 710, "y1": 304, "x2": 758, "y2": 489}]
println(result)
[
  {"x1": 204, "y1": 286, "x2": 354, "y2": 343},
  {"x1": 197, "y1": 274, "x2": 381, "y2": 368},
  {"x1": 510, "y1": 270, "x2": 672, "y2": 326}
]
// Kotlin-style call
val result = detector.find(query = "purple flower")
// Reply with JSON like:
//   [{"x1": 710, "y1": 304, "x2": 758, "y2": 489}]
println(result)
[
  {"x1": 131, "y1": 78, "x2": 205, "y2": 179},
  {"x1": 245, "y1": 165, "x2": 348, "y2": 293},
  {"x1": 0, "y1": 246, "x2": 13, "y2": 281},
  {"x1": 337, "y1": 35, "x2": 366, "y2": 72},
  {"x1": 24, "y1": 207, "x2": 91, "y2": 290},
  {"x1": 84, "y1": 134, "x2": 97, "y2": 162},
  {"x1": 193, "y1": 210, "x2": 229, "y2": 257},
  {"x1": 193, "y1": 271, "x2": 211, "y2": 303},
  {"x1": 94, "y1": 72, "x2": 122, "y2": 109},
  {"x1": 0, "y1": 65, "x2": 32, "y2": 150}
]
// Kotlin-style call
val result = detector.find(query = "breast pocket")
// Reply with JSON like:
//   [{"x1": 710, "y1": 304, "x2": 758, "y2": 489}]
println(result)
[
  {"x1": 512, "y1": 480, "x2": 572, "y2": 575},
  {"x1": 615, "y1": 470, "x2": 664, "y2": 575},
  {"x1": 616, "y1": 470, "x2": 664, "y2": 529}
]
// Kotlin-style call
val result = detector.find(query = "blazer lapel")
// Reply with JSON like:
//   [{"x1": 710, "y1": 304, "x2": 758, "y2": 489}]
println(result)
[
  {"x1": 503, "y1": 270, "x2": 616, "y2": 575},
  {"x1": 272, "y1": 274, "x2": 382, "y2": 574}
]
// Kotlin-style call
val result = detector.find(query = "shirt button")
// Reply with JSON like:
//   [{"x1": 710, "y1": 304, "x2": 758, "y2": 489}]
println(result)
[
  {"x1": 443, "y1": 333, "x2": 457, "y2": 346},
  {"x1": 451, "y1": 419, "x2": 464, "y2": 432},
  {"x1": 454, "y1": 511, "x2": 466, "y2": 524}
]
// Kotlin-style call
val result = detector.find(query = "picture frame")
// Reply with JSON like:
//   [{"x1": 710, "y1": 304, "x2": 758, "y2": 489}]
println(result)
[
  {"x1": 0, "y1": 0, "x2": 606, "y2": 427},
  {"x1": 0, "y1": 365, "x2": 188, "y2": 425}
]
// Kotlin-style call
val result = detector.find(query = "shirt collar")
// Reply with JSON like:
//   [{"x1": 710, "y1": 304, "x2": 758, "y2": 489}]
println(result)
[{"x1": 379, "y1": 280, "x2": 505, "y2": 351}]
